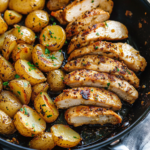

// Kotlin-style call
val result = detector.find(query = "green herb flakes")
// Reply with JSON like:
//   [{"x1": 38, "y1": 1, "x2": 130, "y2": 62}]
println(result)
[
  {"x1": 3, "y1": 81, "x2": 9, "y2": 86},
  {"x1": 47, "y1": 115, "x2": 52, "y2": 118},
  {"x1": 15, "y1": 74, "x2": 20, "y2": 79}
]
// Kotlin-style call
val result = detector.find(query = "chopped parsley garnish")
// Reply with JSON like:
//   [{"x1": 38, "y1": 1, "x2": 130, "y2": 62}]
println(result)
[
  {"x1": 47, "y1": 115, "x2": 52, "y2": 118},
  {"x1": 61, "y1": 77, "x2": 64, "y2": 80},
  {"x1": 24, "y1": 107, "x2": 28, "y2": 115},
  {"x1": 24, "y1": 82, "x2": 28, "y2": 87},
  {"x1": 42, "y1": 104, "x2": 46, "y2": 106},
  {"x1": 27, "y1": 62, "x2": 36, "y2": 71},
  {"x1": 43, "y1": 34, "x2": 46, "y2": 41},
  {"x1": 73, "y1": 136, "x2": 79, "y2": 139},
  {"x1": 105, "y1": 21, "x2": 108, "y2": 27},
  {"x1": 26, "y1": 123, "x2": 28, "y2": 126},
  {"x1": 32, "y1": 124, "x2": 35, "y2": 128},
  {"x1": 95, "y1": 97, "x2": 98, "y2": 100},
  {"x1": 118, "y1": 83, "x2": 121, "y2": 86},
  {"x1": 107, "y1": 83, "x2": 110, "y2": 87},
  {"x1": 65, "y1": 41, "x2": 68, "y2": 44},
  {"x1": 31, "y1": 134, "x2": 34, "y2": 137},
  {"x1": 40, "y1": 92, "x2": 42, "y2": 95},
  {"x1": 54, "y1": 36, "x2": 57, "y2": 39},
  {"x1": 17, "y1": 91, "x2": 21, "y2": 95},
  {"x1": 18, "y1": 47, "x2": 20, "y2": 49},
  {"x1": 53, "y1": 22, "x2": 56, "y2": 25},
  {"x1": 9, "y1": 14, "x2": 12, "y2": 16},
  {"x1": 16, "y1": 26, "x2": 20, "y2": 33},
  {"x1": 91, "y1": 0, "x2": 94, "y2": 2},
  {"x1": 35, "y1": 62, "x2": 38, "y2": 67},
  {"x1": 51, "y1": 54, "x2": 57, "y2": 60},
  {"x1": 50, "y1": 17, "x2": 54, "y2": 22},
  {"x1": 59, "y1": 50, "x2": 62, "y2": 52},
  {"x1": 45, "y1": 48, "x2": 50, "y2": 54},
  {"x1": 39, "y1": 22, "x2": 41, "y2": 26},
  {"x1": 3, "y1": 81, "x2": 9, "y2": 86},
  {"x1": 38, "y1": 118, "x2": 41, "y2": 120},
  {"x1": 82, "y1": 63, "x2": 86, "y2": 65},
  {"x1": 20, "y1": 108, "x2": 23, "y2": 112},
  {"x1": 35, "y1": 35, "x2": 37, "y2": 38},
  {"x1": 95, "y1": 46, "x2": 98, "y2": 49},
  {"x1": 21, "y1": 32, "x2": 23, "y2": 35},
  {"x1": 15, "y1": 74, "x2": 20, "y2": 79},
  {"x1": 116, "y1": 68, "x2": 119, "y2": 72},
  {"x1": 126, "y1": 69, "x2": 131, "y2": 75},
  {"x1": 40, "y1": 54, "x2": 44, "y2": 57},
  {"x1": 46, "y1": 44, "x2": 49, "y2": 46},
  {"x1": 96, "y1": 32, "x2": 99, "y2": 36},
  {"x1": 91, "y1": 89, "x2": 93, "y2": 92},
  {"x1": 53, "y1": 64, "x2": 56, "y2": 66}
]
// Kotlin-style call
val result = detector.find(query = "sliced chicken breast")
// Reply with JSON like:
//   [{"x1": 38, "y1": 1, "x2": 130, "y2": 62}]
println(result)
[
  {"x1": 68, "y1": 41, "x2": 147, "y2": 72},
  {"x1": 64, "y1": 70, "x2": 138, "y2": 104},
  {"x1": 66, "y1": 8, "x2": 110, "y2": 39},
  {"x1": 64, "y1": 0, "x2": 113, "y2": 22},
  {"x1": 54, "y1": 87, "x2": 122, "y2": 111},
  {"x1": 65, "y1": 106, "x2": 122, "y2": 127},
  {"x1": 64, "y1": 55, "x2": 139, "y2": 88},
  {"x1": 68, "y1": 21, "x2": 128, "y2": 54}
]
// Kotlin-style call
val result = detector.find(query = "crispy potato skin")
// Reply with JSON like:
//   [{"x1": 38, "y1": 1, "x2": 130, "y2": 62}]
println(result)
[
  {"x1": 0, "y1": 16, "x2": 8, "y2": 35},
  {"x1": 0, "y1": 0, "x2": 9, "y2": 13},
  {"x1": 51, "y1": 124, "x2": 81, "y2": 148},
  {"x1": 9, "y1": 0, "x2": 45, "y2": 14},
  {"x1": 0, "y1": 110, "x2": 16, "y2": 134},
  {"x1": 34, "y1": 92, "x2": 59, "y2": 123},
  {"x1": 29, "y1": 132, "x2": 55, "y2": 150},
  {"x1": 0, "y1": 91, "x2": 22, "y2": 118},
  {"x1": 14, "y1": 105, "x2": 46, "y2": 137},
  {"x1": 25, "y1": 10, "x2": 49, "y2": 32}
]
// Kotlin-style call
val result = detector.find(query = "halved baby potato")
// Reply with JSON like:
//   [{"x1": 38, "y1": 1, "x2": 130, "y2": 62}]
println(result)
[
  {"x1": 32, "y1": 44, "x2": 64, "y2": 72},
  {"x1": 15, "y1": 59, "x2": 46, "y2": 85},
  {"x1": 0, "y1": 15, "x2": 8, "y2": 35},
  {"x1": 0, "y1": 0, "x2": 9, "y2": 13},
  {"x1": 9, "y1": 79, "x2": 32, "y2": 104},
  {"x1": 12, "y1": 43, "x2": 33, "y2": 62},
  {"x1": 51, "y1": 124, "x2": 81, "y2": 148},
  {"x1": 4, "y1": 10, "x2": 22, "y2": 25},
  {"x1": 29, "y1": 132, "x2": 55, "y2": 150},
  {"x1": 14, "y1": 105, "x2": 46, "y2": 137},
  {"x1": 31, "y1": 82, "x2": 49, "y2": 101},
  {"x1": 2, "y1": 34, "x2": 17, "y2": 60},
  {"x1": 39, "y1": 25, "x2": 66, "y2": 51},
  {"x1": 34, "y1": 92, "x2": 59, "y2": 123},
  {"x1": 0, "y1": 91, "x2": 22, "y2": 118}
]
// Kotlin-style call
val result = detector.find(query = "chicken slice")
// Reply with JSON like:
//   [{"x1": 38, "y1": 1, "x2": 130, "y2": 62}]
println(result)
[
  {"x1": 64, "y1": 70, "x2": 138, "y2": 104},
  {"x1": 68, "y1": 41, "x2": 147, "y2": 72},
  {"x1": 64, "y1": 55, "x2": 139, "y2": 88},
  {"x1": 54, "y1": 87, "x2": 122, "y2": 111},
  {"x1": 65, "y1": 106, "x2": 122, "y2": 127},
  {"x1": 63, "y1": 0, "x2": 113, "y2": 22},
  {"x1": 68, "y1": 21, "x2": 128, "y2": 54},
  {"x1": 66, "y1": 8, "x2": 110, "y2": 39}
]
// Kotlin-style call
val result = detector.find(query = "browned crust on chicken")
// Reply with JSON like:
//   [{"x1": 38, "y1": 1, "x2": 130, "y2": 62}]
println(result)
[{"x1": 65, "y1": 106, "x2": 122, "y2": 127}]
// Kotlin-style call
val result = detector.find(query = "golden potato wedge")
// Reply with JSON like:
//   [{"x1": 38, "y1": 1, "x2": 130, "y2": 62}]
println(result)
[
  {"x1": 25, "y1": 10, "x2": 49, "y2": 32},
  {"x1": 9, "y1": 0, "x2": 45, "y2": 15},
  {"x1": 0, "y1": 15, "x2": 8, "y2": 35},
  {"x1": 51, "y1": 124, "x2": 81, "y2": 148},
  {"x1": 29, "y1": 132, "x2": 55, "y2": 150},
  {"x1": 2, "y1": 34, "x2": 17, "y2": 60},
  {"x1": 0, "y1": 78, "x2": 2, "y2": 92},
  {"x1": 31, "y1": 82, "x2": 49, "y2": 101},
  {"x1": 47, "y1": 69, "x2": 65, "y2": 92},
  {"x1": 0, "y1": 91, "x2": 22, "y2": 118},
  {"x1": 9, "y1": 79, "x2": 32, "y2": 104},
  {"x1": 0, "y1": 55, "x2": 16, "y2": 81},
  {"x1": 15, "y1": 59, "x2": 46, "y2": 85},
  {"x1": 11, "y1": 25, "x2": 35, "y2": 44},
  {"x1": 12, "y1": 43, "x2": 33, "y2": 62},
  {"x1": 32, "y1": 44, "x2": 64, "y2": 72},
  {"x1": 0, "y1": 0, "x2": 9, "y2": 13},
  {"x1": 39, "y1": 25, "x2": 66, "y2": 51},
  {"x1": 34, "y1": 92, "x2": 59, "y2": 123},
  {"x1": 14, "y1": 105, "x2": 46, "y2": 137},
  {"x1": 0, "y1": 110, "x2": 16, "y2": 134}
]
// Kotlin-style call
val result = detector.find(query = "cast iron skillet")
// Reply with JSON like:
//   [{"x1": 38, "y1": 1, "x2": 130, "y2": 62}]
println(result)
[{"x1": 1, "y1": 0, "x2": 150, "y2": 149}]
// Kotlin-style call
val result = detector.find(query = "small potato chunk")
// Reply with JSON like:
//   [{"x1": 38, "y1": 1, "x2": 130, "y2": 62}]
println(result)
[
  {"x1": 11, "y1": 26, "x2": 35, "y2": 44},
  {"x1": 14, "y1": 105, "x2": 46, "y2": 137},
  {"x1": 34, "y1": 92, "x2": 59, "y2": 123},
  {"x1": 9, "y1": 79, "x2": 32, "y2": 104},
  {"x1": 4, "y1": 10, "x2": 22, "y2": 25},
  {"x1": 47, "y1": 69, "x2": 65, "y2": 92},
  {"x1": 0, "y1": 78, "x2": 2, "y2": 92},
  {"x1": 29, "y1": 132, "x2": 55, "y2": 150},
  {"x1": 0, "y1": 110, "x2": 16, "y2": 134},
  {"x1": 12, "y1": 43, "x2": 33, "y2": 62},
  {"x1": 40, "y1": 25, "x2": 66, "y2": 51},
  {"x1": 0, "y1": 55, "x2": 16, "y2": 81},
  {"x1": 15, "y1": 59, "x2": 46, "y2": 85},
  {"x1": 0, "y1": 0, "x2": 9, "y2": 13},
  {"x1": 0, "y1": 16, "x2": 8, "y2": 35},
  {"x1": 0, "y1": 91, "x2": 22, "y2": 118},
  {"x1": 51, "y1": 124, "x2": 81, "y2": 148},
  {"x1": 31, "y1": 82, "x2": 49, "y2": 101},
  {"x1": 25, "y1": 10, "x2": 49, "y2": 32},
  {"x1": 32, "y1": 44, "x2": 64, "y2": 72},
  {"x1": 2, "y1": 34, "x2": 17, "y2": 60}
]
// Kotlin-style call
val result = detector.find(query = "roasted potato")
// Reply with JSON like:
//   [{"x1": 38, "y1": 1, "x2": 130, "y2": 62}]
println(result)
[
  {"x1": 0, "y1": 78, "x2": 2, "y2": 92},
  {"x1": 32, "y1": 44, "x2": 64, "y2": 72},
  {"x1": 14, "y1": 105, "x2": 46, "y2": 137},
  {"x1": 0, "y1": 55, "x2": 16, "y2": 81},
  {"x1": 25, "y1": 10, "x2": 49, "y2": 32},
  {"x1": 9, "y1": 0, "x2": 45, "y2": 15},
  {"x1": 9, "y1": 79, "x2": 32, "y2": 104},
  {"x1": 47, "y1": 69, "x2": 65, "y2": 92},
  {"x1": 39, "y1": 25, "x2": 66, "y2": 51},
  {"x1": 2, "y1": 34, "x2": 17, "y2": 60},
  {"x1": 11, "y1": 25, "x2": 35, "y2": 44},
  {"x1": 51, "y1": 124, "x2": 81, "y2": 148},
  {"x1": 0, "y1": 0, "x2": 9, "y2": 13},
  {"x1": 34, "y1": 92, "x2": 59, "y2": 123},
  {"x1": 15, "y1": 59, "x2": 46, "y2": 85},
  {"x1": 12, "y1": 43, "x2": 33, "y2": 62},
  {"x1": 29, "y1": 132, "x2": 55, "y2": 150},
  {"x1": 31, "y1": 82, "x2": 49, "y2": 101},
  {"x1": 0, "y1": 110, "x2": 16, "y2": 134},
  {"x1": 0, "y1": 15, "x2": 8, "y2": 35},
  {"x1": 0, "y1": 91, "x2": 22, "y2": 118},
  {"x1": 4, "y1": 10, "x2": 22, "y2": 25}
]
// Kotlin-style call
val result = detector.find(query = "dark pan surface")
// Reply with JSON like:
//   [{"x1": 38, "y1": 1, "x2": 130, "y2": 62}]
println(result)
[{"x1": 1, "y1": 0, "x2": 150, "y2": 149}]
